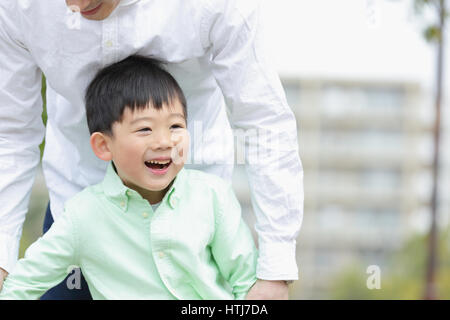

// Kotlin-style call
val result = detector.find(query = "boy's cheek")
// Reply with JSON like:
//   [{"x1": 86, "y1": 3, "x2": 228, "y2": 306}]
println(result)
[{"x1": 171, "y1": 130, "x2": 190, "y2": 165}]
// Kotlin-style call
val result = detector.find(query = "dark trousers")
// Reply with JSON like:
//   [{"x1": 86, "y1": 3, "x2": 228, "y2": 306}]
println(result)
[{"x1": 40, "y1": 203, "x2": 93, "y2": 300}]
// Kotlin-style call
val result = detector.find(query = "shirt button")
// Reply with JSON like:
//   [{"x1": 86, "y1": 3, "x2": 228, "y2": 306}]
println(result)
[
  {"x1": 142, "y1": 212, "x2": 149, "y2": 218},
  {"x1": 170, "y1": 197, "x2": 178, "y2": 207},
  {"x1": 105, "y1": 40, "x2": 113, "y2": 47},
  {"x1": 120, "y1": 201, "x2": 125, "y2": 207},
  {"x1": 158, "y1": 252, "x2": 165, "y2": 258}
]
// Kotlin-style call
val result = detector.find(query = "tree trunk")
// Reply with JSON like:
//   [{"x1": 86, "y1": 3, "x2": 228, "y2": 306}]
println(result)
[{"x1": 424, "y1": 0, "x2": 445, "y2": 301}]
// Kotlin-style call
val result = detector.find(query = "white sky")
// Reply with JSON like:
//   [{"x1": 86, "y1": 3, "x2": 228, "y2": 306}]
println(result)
[{"x1": 261, "y1": 0, "x2": 448, "y2": 90}]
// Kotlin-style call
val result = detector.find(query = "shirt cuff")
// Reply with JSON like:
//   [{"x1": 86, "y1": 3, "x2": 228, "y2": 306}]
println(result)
[
  {"x1": 256, "y1": 240, "x2": 298, "y2": 281},
  {"x1": 0, "y1": 232, "x2": 20, "y2": 274}
]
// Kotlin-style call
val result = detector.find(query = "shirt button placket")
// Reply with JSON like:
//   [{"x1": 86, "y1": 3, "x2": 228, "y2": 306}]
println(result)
[
  {"x1": 170, "y1": 196, "x2": 178, "y2": 208},
  {"x1": 102, "y1": 13, "x2": 118, "y2": 66}
]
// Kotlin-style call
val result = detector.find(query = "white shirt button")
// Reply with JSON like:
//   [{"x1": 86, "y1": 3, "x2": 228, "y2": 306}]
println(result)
[
  {"x1": 120, "y1": 201, "x2": 125, "y2": 207},
  {"x1": 158, "y1": 251, "x2": 165, "y2": 258},
  {"x1": 142, "y1": 212, "x2": 149, "y2": 218},
  {"x1": 105, "y1": 40, "x2": 113, "y2": 47}
]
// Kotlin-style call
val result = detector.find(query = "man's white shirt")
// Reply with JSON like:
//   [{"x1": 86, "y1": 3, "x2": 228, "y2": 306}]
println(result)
[{"x1": 0, "y1": 0, "x2": 303, "y2": 280}]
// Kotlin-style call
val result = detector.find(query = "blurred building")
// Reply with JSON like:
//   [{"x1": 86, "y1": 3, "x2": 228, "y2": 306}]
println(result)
[
  {"x1": 232, "y1": 0, "x2": 450, "y2": 300},
  {"x1": 232, "y1": 75, "x2": 450, "y2": 299},
  {"x1": 286, "y1": 77, "x2": 433, "y2": 298}
]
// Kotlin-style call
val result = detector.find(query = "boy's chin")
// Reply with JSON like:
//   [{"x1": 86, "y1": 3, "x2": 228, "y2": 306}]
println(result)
[
  {"x1": 146, "y1": 185, "x2": 168, "y2": 192},
  {"x1": 145, "y1": 180, "x2": 173, "y2": 192}
]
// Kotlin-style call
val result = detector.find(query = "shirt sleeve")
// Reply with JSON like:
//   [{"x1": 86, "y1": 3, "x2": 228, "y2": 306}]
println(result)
[
  {"x1": 210, "y1": 181, "x2": 258, "y2": 300},
  {"x1": 0, "y1": 210, "x2": 78, "y2": 300},
  {"x1": 0, "y1": 2, "x2": 45, "y2": 273},
  {"x1": 200, "y1": 0, "x2": 304, "y2": 280}
]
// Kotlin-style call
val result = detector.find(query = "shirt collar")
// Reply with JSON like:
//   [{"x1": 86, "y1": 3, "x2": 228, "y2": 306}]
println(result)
[
  {"x1": 101, "y1": 161, "x2": 186, "y2": 211},
  {"x1": 118, "y1": 0, "x2": 140, "y2": 7}
]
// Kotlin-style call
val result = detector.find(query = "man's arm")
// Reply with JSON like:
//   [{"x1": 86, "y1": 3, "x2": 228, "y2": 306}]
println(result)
[
  {"x1": 201, "y1": 0, "x2": 304, "y2": 294},
  {"x1": 0, "y1": 2, "x2": 45, "y2": 276}
]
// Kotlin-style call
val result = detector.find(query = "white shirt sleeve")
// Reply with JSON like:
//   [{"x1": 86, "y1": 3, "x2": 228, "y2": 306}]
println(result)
[
  {"x1": 200, "y1": 0, "x2": 304, "y2": 280},
  {"x1": 0, "y1": 2, "x2": 45, "y2": 273},
  {"x1": 0, "y1": 208, "x2": 76, "y2": 300}
]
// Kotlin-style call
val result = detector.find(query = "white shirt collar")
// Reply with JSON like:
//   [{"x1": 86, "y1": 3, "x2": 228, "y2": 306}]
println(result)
[{"x1": 118, "y1": 0, "x2": 140, "y2": 7}]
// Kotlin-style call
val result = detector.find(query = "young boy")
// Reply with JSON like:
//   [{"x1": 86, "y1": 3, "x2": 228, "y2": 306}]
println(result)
[{"x1": 0, "y1": 56, "x2": 257, "y2": 300}]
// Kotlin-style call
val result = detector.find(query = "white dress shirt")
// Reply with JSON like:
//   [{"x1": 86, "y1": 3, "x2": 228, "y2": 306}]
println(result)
[{"x1": 0, "y1": 0, "x2": 303, "y2": 280}]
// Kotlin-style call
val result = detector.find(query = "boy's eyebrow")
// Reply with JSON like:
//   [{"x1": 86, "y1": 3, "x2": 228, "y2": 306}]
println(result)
[{"x1": 130, "y1": 113, "x2": 186, "y2": 125}]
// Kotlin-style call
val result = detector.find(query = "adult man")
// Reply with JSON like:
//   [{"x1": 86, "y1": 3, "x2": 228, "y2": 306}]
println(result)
[{"x1": 0, "y1": 0, "x2": 303, "y2": 299}]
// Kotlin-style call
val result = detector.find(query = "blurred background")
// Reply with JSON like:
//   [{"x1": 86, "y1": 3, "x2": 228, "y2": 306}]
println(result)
[{"x1": 20, "y1": 0, "x2": 449, "y2": 299}]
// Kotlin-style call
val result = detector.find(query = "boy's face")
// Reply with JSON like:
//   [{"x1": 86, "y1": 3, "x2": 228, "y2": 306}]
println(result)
[{"x1": 105, "y1": 100, "x2": 189, "y2": 201}]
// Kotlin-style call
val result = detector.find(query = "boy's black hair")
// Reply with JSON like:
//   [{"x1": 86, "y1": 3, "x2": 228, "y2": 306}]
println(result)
[{"x1": 85, "y1": 55, "x2": 187, "y2": 136}]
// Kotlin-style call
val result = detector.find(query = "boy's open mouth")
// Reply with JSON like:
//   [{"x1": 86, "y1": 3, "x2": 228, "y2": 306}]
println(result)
[{"x1": 144, "y1": 159, "x2": 172, "y2": 170}]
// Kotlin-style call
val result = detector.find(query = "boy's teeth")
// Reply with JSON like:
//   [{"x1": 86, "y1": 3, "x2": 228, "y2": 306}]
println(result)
[{"x1": 148, "y1": 160, "x2": 170, "y2": 164}]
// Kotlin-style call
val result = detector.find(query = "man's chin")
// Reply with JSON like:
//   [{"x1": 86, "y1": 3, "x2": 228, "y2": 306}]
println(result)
[
  {"x1": 80, "y1": 1, "x2": 120, "y2": 21},
  {"x1": 81, "y1": 12, "x2": 110, "y2": 21}
]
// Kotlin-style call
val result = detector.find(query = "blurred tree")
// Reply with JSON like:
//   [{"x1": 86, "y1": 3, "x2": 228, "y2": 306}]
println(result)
[
  {"x1": 331, "y1": 229, "x2": 450, "y2": 299},
  {"x1": 330, "y1": 263, "x2": 382, "y2": 300},
  {"x1": 39, "y1": 75, "x2": 47, "y2": 159},
  {"x1": 413, "y1": 0, "x2": 447, "y2": 300}
]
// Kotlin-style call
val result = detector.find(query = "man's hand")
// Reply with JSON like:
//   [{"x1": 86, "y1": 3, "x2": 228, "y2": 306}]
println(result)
[
  {"x1": 0, "y1": 267, "x2": 9, "y2": 291},
  {"x1": 245, "y1": 279, "x2": 289, "y2": 300}
]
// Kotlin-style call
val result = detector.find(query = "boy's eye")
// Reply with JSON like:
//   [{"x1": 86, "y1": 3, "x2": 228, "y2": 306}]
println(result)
[
  {"x1": 171, "y1": 124, "x2": 185, "y2": 129},
  {"x1": 138, "y1": 128, "x2": 152, "y2": 132}
]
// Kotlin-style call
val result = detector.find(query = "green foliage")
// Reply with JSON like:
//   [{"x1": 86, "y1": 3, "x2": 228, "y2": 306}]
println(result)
[
  {"x1": 331, "y1": 229, "x2": 450, "y2": 299},
  {"x1": 423, "y1": 25, "x2": 442, "y2": 41},
  {"x1": 39, "y1": 75, "x2": 47, "y2": 159},
  {"x1": 414, "y1": 0, "x2": 442, "y2": 12},
  {"x1": 414, "y1": 0, "x2": 447, "y2": 43},
  {"x1": 330, "y1": 263, "x2": 382, "y2": 300}
]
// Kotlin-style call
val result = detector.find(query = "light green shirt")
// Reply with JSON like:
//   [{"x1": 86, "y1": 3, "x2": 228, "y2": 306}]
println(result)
[{"x1": 0, "y1": 163, "x2": 258, "y2": 300}]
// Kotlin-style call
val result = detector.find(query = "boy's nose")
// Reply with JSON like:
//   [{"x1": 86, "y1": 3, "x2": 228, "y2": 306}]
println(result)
[
  {"x1": 151, "y1": 132, "x2": 173, "y2": 150},
  {"x1": 66, "y1": 0, "x2": 96, "y2": 12}
]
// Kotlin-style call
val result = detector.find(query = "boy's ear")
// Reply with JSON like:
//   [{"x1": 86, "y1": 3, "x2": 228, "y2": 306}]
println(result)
[{"x1": 90, "y1": 132, "x2": 113, "y2": 161}]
